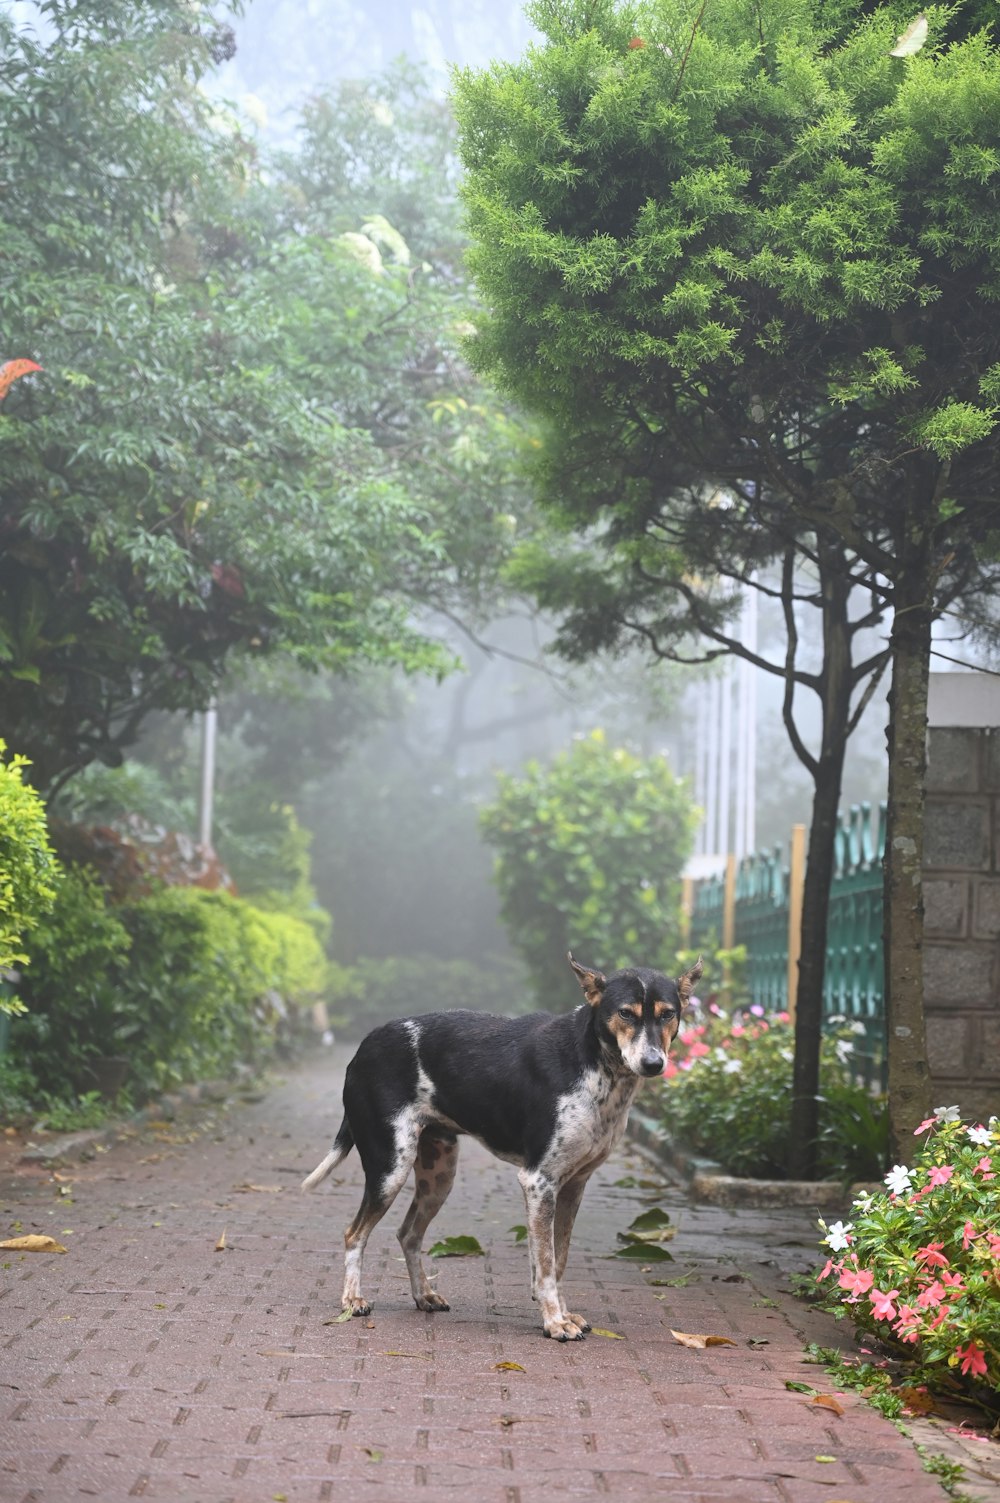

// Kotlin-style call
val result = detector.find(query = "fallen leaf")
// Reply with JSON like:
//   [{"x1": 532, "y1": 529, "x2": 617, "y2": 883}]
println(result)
[
  {"x1": 649, "y1": 1273, "x2": 699, "y2": 1287},
  {"x1": 590, "y1": 1328, "x2": 624, "y2": 1340},
  {"x1": 899, "y1": 1386, "x2": 935, "y2": 1416},
  {"x1": 747, "y1": 1337, "x2": 770, "y2": 1348},
  {"x1": 809, "y1": 1395, "x2": 845, "y2": 1416},
  {"x1": 360, "y1": 1447, "x2": 382, "y2": 1462},
  {"x1": 493, "y1": 1361, "x2": 526, "y2": 1372},
  {"x1": 814, "y1": 1455, "x2": 837, "y2": 1463},
  {"x1": 614, "y1": 1242, "x2": 673, "y2": 1261},
  {"x1": 322, "y1": 1310, "x2": 354, "y2": 1325},
  {"x1": 257, "y1": 1350, "x2": 328, "y2": 1359},
  {"x1": 428, "y1": 1234, "x2": 485, "y2": 1258},
  {"x1": 0, "y1": 1235, "x2": 67, "y2": 1253},
  {"x1": 626, "y1": 1206, "x2": 673, "y2": 1234},
  {"x1": 670, "y1": 1330, "x2": 737, "y2": 1349},
  {"x1": 785, "y1": 1380, "x2": 817, "y2": 1394},
  {"x1": 509, "y1": 1224, "x2": 528, "y2": 1243},
  {"x1": 233, "y1": 1183, "x2": 283, "y2": 1194},
  {"x1": 381, "y1": 1350, "x2": 430, "y2": 1359},
  {"x1": 214, "y1": 1228, "x2": 227, "y2": 1252}
]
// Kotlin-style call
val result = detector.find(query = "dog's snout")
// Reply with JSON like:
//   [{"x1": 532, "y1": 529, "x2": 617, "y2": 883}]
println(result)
[{"x1": 639, "y1": 1050, "x2": 665, "y2": 1076}]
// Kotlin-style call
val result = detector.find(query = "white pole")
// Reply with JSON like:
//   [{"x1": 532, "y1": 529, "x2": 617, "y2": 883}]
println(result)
[
  {"x1": 718, "y1": 659, "x2": 733, "y2": 857},
  {"x1": 198, "y1": 699, "x2": 218, "y2": 849}
]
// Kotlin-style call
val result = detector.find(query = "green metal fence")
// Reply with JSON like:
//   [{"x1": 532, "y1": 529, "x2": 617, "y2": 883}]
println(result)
[{"x1": 689, "y1": 803, "x2": 886, "y2": 1074}]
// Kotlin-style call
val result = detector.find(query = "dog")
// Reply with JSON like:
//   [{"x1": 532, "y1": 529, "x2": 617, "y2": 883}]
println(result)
[{"x1": 302, "y1": 951, "x2": 702, "y2": 1340}]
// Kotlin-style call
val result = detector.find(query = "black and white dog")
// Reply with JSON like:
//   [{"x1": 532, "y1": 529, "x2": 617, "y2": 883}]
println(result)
[{"x1": 303, "y1": 952, "x2": 702, "y2": 1340}]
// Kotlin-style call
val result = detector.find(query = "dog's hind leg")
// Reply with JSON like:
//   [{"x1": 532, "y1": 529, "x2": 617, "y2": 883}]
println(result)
[
  {"x1": 397, "y1": 1129, "x2": 459, "y2": 1312},
  {"x1": 342, "y1": 1115, "x2": 422, "y2": 1316}
]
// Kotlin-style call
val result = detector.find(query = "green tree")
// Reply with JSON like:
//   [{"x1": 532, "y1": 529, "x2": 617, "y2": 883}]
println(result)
[
  {"x1": 455, "y1": 0, "x2": 1000, "y2": 1160},
  {"x1": 0, "y1": 742, "x2": 61, "y2": 1006},
  {"x1": 480, "y1": 730, "x2": 695, "y2": 1005},
  {"x1": 0, "y1": 5, "x2": 460, "y2": 795}
]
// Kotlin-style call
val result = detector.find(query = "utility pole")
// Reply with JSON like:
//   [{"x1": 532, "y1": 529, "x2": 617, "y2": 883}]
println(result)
[{"x1": 198, "y1": 699, "x2": 217, "y2": 849}]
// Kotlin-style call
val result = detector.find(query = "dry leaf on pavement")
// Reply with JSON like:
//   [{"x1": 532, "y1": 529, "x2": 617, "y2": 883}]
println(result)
[
  {"x1": 214, "y1": 1228, "x2": 226, "y2": 1252},
  {"x1": 0, "y1": 1234, "x2": 67, "y2": 1253},
  {"x1": 493, "y1": 1361, "x2": 526, "y2": 1372},
  {"x1": 808, "y1": 1394, "x2": 845, "y2": 1416},
  {"x1": 669, "y1": 1329, "x2": 737, "y2": 1349}
]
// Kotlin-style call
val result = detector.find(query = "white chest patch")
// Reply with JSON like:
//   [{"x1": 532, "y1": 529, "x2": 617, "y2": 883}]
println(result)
[{"x1": 538, "y1": 1069, "x2": 639, "y2": 1183}]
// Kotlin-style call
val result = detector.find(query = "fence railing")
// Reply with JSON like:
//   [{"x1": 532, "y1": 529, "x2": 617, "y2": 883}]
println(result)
[{"x1": 686, "y1": 803, "x2": 886, "y2": 1075}]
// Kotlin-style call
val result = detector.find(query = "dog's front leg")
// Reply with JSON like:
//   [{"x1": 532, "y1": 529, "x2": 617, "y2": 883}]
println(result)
[
  {"x1": 519, "y1": 1168, "x2": 586, "y2": 1341},
  {"x1": 552, "y1": 1172, "x2": 593, "y2": 1334}
]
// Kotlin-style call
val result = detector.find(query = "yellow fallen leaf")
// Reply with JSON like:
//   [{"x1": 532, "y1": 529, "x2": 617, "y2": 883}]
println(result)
[
  {"x1": 669, "y1": 1329, "x2": 737, "y2": 1349},
  {"x1": 214, "y1": 1228, "x2": 227, "y2": 1252},
  {"x1": 809, "y1": 1394, "x2": 845, "y2": 1416},
  {"x1": 0, "y1": 1235, "x2": 67, "y2": 1253},
  {"x1": 814, "y1": 1455, "x2": 837, "y2": 1463},
  {"x1": 590, "y1": 1328, "x2": 624, "y2": 1340},
  {"x1": 493, "y1": 1361, "x2": 526, "y2": 1372}
]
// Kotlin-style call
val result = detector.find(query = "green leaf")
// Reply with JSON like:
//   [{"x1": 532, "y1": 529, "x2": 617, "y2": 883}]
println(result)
[
  {"x1": 428, "y1": 1234, "x2": 485, "y2": 1258},
  {"x1": 613, "y1": 1242, "x2": 674, "y2": 1261}
]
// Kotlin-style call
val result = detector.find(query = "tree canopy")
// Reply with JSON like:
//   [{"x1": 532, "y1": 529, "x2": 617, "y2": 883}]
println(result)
[
  {"x1": 454, "y1": 0, "x2": 1000, "y2": 1149},
  {"x1": 0, "y1": 4, "x2": 525, "y2": 793}
]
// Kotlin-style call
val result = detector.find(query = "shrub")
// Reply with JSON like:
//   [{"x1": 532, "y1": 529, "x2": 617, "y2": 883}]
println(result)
[
  {"x1": 480, "y1": 730, "x2": 695, "y2": 1007},
  {"x1": 8, "y1": 874, "x2": 329, "y2": 1110},
  {"x1": 328, "y1": 952, "x2": 531, "y2": 1036},
  {"x1": 816, "y1": 1108, "x2": 1000, "y2": 1401},
  {"x1": 14, "y1": 866, "x2": 133, "y2": 1091},
  {"x1": 0, "y1": 740, "x2": 61, "y2": 1007},
  {"x1": 655, "y1": 977, "x2": 887, "y2": 1181}
]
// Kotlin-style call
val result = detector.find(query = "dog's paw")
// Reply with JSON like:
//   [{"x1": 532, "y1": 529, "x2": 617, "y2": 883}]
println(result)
[
  {"x1": 564, "y1": 1311, "x2": 591, "y2": 1333},
  {"x1": 344, "y1": 1297, "x2": 372, "y2": 1317},
  {"x1": 543, "y1": 1316, "x2": 587, "y2": 1342},
  {"x1": 415, "y1": 1291, "x2": 450, "y2": 1312}
]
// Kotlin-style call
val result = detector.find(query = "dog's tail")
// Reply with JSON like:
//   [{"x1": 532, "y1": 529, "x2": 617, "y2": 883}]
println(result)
[{"x1": 301, "y1": 1118, "x2": 354, "y2": 1190}]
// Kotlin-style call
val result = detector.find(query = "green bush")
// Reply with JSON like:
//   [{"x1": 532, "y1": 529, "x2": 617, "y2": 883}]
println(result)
[
  {"x1": 8, "y1": 873, "x2": 329, "y2": 1110},
  {"x1": 328, "y1": 952, "x2": 531, "y2": 1036},
  {"x1": 14, "y1": 866, "x2": 133, "y2": 1091},
  {"x1": 655, "y1": 986, "x2": 887, "y2": 1181},
  {"x1": 480, "y1": 730, "x2": 695, "y2": 1007},
  {"x1": 0, "y1": 740, "x2": 61, "y2": 1007}
]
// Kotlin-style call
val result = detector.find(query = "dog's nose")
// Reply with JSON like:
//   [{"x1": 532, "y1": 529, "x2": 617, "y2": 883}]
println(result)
[{"x1": 639, "y1": 1051, "x2": 664, "y2": 1076}]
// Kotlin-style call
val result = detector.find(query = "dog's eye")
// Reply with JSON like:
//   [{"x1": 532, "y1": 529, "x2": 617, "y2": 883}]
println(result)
[{"x1": 617, "y1": 1008, "x2": 638, "y2": 1022}]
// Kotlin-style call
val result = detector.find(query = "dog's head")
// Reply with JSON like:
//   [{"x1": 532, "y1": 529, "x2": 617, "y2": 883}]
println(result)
[{"x1": 568, "y1": 952, "x2": 703, "y2": 1078}]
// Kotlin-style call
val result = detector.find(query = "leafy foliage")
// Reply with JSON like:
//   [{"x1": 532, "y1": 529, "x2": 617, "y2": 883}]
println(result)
[
  {"x1": 10, "y1": 874, "x2": 327, "y2": 1103},
  {"x1": 480, "y1": 730, "x2": 695, "y2": 1005},
  {"x1": 0, "y1": 741, "x2": 61, "y2": 1002},
  {"x1": 656, "y1": 989, "x2": 888, "y2": 1180},
  {"x1": 327, "y1": 951, "x2": 529, "y2": 1035},
  {"x1": 816, "y1": 1110, "x2": 1000, "y2": 1400}
]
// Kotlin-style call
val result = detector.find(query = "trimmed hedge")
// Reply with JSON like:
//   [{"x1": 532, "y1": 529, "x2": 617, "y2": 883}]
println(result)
[
  {"x1": 0, "y1": 740, "x2": 60, "y2": 1001},
  {"x1": 10, "y1": 873, "x2": 328, "y2": 1103}
]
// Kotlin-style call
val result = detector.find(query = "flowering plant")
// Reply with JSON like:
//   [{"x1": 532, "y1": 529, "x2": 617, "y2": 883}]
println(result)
[
  {"x1": 656, "y1": 980, "x2": 885, "y2": 1180},
  {"x1": 816, "y1": 1107, "x2": 1000, "y2": 1397}
]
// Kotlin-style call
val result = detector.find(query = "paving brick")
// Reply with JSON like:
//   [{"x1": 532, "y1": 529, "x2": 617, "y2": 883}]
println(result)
[{"x1": 0, "y1": 1049, "x2": 985, "y2": 1503}]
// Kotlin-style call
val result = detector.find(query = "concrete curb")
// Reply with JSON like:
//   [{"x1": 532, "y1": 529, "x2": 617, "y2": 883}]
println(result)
[
  {"x1": 628, "y1": 1108, "x2": 862, "y2": 1209},
  {"x1": 17, "y1": 1075, "x2": 239, "y2": 1165}
]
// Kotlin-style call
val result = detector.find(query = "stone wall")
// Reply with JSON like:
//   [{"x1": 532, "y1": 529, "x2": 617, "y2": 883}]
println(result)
[{"x1": 924, "y1": 726, "x2": 1000, "y2": 1118}]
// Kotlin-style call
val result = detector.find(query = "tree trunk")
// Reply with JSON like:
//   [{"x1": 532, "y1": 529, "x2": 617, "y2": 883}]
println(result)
[
  {"x1": 787, "y1": 552, "x2": 852, "y2": 1180},
  {"x1": 883, "y1": 535, "x2": 934, "y2": 1160}
]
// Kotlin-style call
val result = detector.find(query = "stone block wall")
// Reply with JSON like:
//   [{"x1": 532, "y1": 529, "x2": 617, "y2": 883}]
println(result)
[{"x1": 924, "y1": 727, "x2": 1000, "y2": 1118}]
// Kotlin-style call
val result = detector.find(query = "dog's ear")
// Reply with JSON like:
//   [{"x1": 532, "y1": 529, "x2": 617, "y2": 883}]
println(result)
[
  {"x1": 567, "y1": 952, "x2": 607, "y2": 1007},
  {"x1": 677, "y1": 956, "x2": 703, "y2": 1008}
]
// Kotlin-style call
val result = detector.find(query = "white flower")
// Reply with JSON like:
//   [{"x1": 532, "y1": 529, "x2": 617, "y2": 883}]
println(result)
[
  {"x1": 852, "y1": 1191, "x2": 875, "y2": 1212},
  {"x1": 835, "y1": 1039, "x2": 854, "y2": 1062},
  {"x1": 779, "y1": 1048, "x2": 793, "y2": 1062},
  {"x1": 934, "y1": 1104, "x2": 961, "y2": 1123},
  {"x1": 884, "y1": 1164, "x2": 913, "y2": 1196},
  {"x1": 722, "y1": 1058, "x2": 742, "y2": 1075},
  {"x1": 966, "y1": 1124, "x2": 993, "y2": 1146},
  {"x1": 851, "y1": 1020, "x2": 867, "y2": 1035},
  {"x1": 823, "y1": 1220, "x2": 854, "y2": 1253}
]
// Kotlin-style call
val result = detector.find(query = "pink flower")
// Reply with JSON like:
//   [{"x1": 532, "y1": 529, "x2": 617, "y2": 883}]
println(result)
[
  {"x1": 955, "y1": 1342, "x2": 988, "y2": 1379},
  {"x1": 838, "y1": 1264, "x2": 875, "y2": 1300},
  {"x1": 973, "y1": 1157, "x2": 995, "y2": 1181},
  {"x1": 869, "y1": 1288, "x2": 899, "y2": 1322},
  {"x1": 687, "y1": 1040, "x2": 710, "y2": 1058},
  {"x1": 914, "y1": 1117, "x2": 938, "y2": 1135},
  {"x1": 927, "y1": 1164, "x2": 955, "y2": 1187},
  {"x1": 962, "y1": 1221, "x2": 977, "y2": 1251},
  {"x1": 916, "y1": 1281, "x2": 945, "y2": 1309},
  {"x1": 940, "y1": 1270, "x2": 966, "y2": 1296},
  {"x1": 817, "y1": 1258, "x2": 836, "y2": 1282},
  {"x1": 663, "y1": 1059, "x2": 679, "y2": 1079},
  {"x1": 914, "y1": 1242, "x2": 949, "y2": 1270},
  {"x1": 893, "y1": 1304, "x2": 921, "y2": 1344}
]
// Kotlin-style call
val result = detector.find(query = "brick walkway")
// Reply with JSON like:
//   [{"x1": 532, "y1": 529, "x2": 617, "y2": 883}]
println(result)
[{"x1": 0, "y1": 1047, "x2": 972, "y2": 1502}]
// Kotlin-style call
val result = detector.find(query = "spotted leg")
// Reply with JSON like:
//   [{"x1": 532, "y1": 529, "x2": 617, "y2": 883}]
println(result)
[
  {"x1": 520, "y1": 1168, "x2": 587, "y2": 1341},
  {"x1": 552, "y1": 1169, "x2": 594, "y2": 1333},
  {"x1": 342, "y1": 1122, "x2": 421, "y2": 1316},
  {"x1": 397, "y1": 1130, "x2": 459, "y2": 1312}
]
